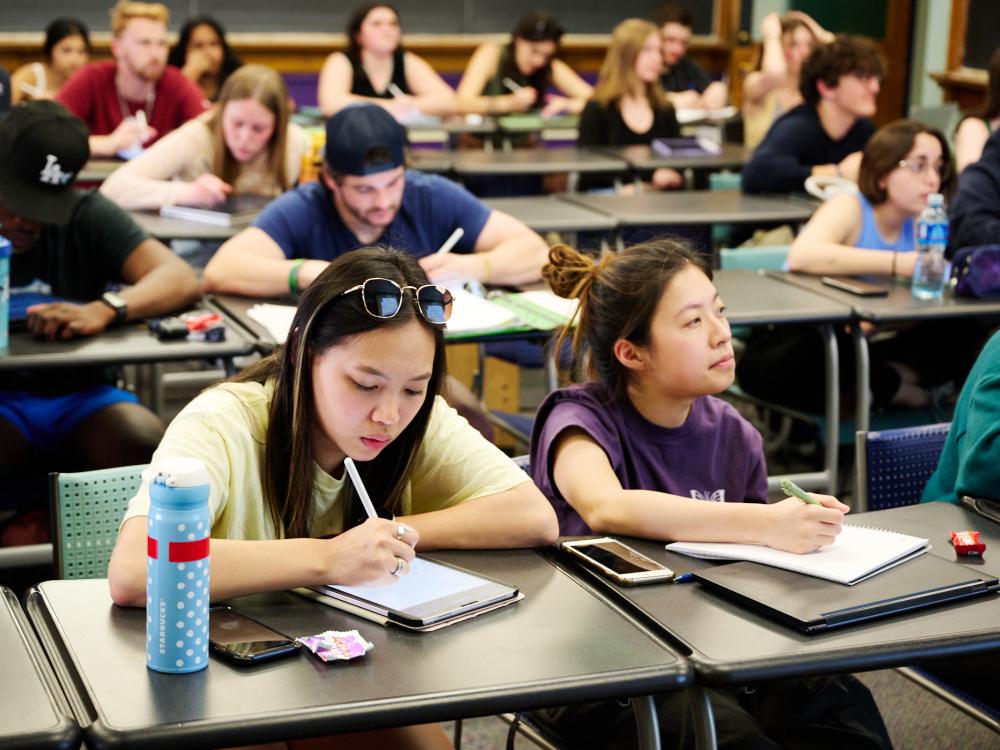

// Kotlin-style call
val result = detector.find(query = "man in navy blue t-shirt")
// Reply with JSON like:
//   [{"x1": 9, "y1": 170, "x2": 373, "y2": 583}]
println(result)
[
  {"x1": 203, "y1": 104, "x2": 549, "y2": 297},
  {"x1": 742, "y1": 36, "x2": 882, "y2": 194}
]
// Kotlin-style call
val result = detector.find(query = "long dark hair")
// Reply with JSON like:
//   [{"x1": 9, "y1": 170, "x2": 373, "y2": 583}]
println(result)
[
  {"x1": 345, "y1": 3, "x2": 402, "y2": 61},
  {"x1": 168, "y1": 15, "x2": 243, "y2": 88},
  {"x1": 502, "y1": 11, "x2": 565, "y2": 100},
  {"x1": 233, "y1": 248, "x2": 447, "y2": 538},
  {"x1": 974, "y1": 47, "x2": 1000, "y2": 122},
  {"x1": 545, "y1": 240, "x2": 709, "y2": 400},
  {"x1": 44, "y1": 18, "x2": 91, "y2": 61}
]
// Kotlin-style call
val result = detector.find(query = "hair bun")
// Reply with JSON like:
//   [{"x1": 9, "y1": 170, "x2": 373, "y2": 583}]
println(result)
[{"x1": 543, "y1": 244, "x2": 603, "y2": 300}]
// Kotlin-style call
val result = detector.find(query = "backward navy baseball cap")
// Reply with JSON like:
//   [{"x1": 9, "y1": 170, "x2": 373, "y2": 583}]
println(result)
[
  {"x1": 0, "y1": 100, "x2": 89, "y2": 225},
  {"x1": 324, "y1": 103, "x2": 405, "y2": 176}
]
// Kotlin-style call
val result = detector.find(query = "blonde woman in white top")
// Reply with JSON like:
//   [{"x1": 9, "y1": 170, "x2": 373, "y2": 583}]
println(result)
[{"x1": 101, "y1": 64, "x2": 308, "y2": 210}]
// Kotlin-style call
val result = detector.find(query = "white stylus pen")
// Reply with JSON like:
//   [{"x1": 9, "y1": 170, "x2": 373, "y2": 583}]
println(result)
[
  {"x1": 344, "y1": 458, "x2": 378, "y2": 519},
  {"x1": 436, "y1": 227, "x2": 464, "y2": 255}
]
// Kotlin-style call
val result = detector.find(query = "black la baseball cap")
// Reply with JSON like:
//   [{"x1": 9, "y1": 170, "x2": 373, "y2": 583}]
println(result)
[
  {"x1": 324, "y1": 104, "x2": 405, "y2": 176},
  {"x1": 0, "y1": 100, "x2": 89, "y2": 225}
]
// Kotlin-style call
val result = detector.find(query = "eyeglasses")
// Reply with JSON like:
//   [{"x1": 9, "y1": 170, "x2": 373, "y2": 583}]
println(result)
[
  {"x1": 897, "y1": 157, "x2": 947, "y2": 177},
  {"x1": 338, "y1": 278, "x2": 453, "y2": 325}
]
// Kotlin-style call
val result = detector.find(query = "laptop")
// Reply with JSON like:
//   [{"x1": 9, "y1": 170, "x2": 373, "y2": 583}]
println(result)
[{"x1": 693, "y1": 553, "x2": 999, "y2": 633}]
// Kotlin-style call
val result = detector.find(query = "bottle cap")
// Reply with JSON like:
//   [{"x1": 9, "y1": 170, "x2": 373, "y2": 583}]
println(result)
[
  {"x1": 927, "y1": 193, "x2": 944, "y2": 207},
  {"x1": 147, "y1": 457, "x2": 210, "y2": 489}
]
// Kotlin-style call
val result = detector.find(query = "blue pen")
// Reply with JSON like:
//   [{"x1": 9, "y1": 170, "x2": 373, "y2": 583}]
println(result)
[{"x1": 674, "y1": 572, "x2": 696, "y2": 583}]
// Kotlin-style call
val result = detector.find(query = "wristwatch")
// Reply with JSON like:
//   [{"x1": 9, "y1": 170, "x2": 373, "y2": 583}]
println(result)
[{"x1": 99, "y1": 291, "x2": 128, "y2": 326}]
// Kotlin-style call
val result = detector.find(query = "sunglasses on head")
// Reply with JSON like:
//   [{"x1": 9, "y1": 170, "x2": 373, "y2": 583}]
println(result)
[{"x1": 338, "y1": 278, "x2": 453, "y2": 325}]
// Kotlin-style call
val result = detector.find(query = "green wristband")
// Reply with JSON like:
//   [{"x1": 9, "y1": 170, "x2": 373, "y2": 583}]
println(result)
[{"x1": 288, "y1": 258, "x2": 305, "y2": 296}]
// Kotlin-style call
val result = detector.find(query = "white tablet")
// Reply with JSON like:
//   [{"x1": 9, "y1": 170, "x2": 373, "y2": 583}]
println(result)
[{"x1": 314, "y1": 557, "x2": 519, "y2": 627}]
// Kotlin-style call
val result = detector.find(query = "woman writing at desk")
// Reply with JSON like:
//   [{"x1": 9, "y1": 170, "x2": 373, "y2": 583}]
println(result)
[
  {"x1": 528, "y1": 240, "x2": 889, "y2": 749},
  {"x1": 317, "y1": 3, "x2": 456, "y2": 119},
  {"x1": 456, "y1": 11, "x2": 592, "y2": 117},
  {"x1": 740, "y1": 119, "x2": 978, "y2": 415},
  {"x1": 100, "y1": 64, "x2": 307, "y2": 212},
  {"x1": 109, "y1": 248, "x2": 557, "y2": 749},
  {"x1": 575, "y1": 19, "x2": 683, "y2": 193}
]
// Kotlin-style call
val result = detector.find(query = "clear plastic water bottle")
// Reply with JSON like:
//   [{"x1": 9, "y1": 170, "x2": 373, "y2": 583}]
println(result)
[
  {"x1": 912, "y1": 193, "x2": 949, "y2": 300},
  {"x1": 146, "y1": 457, "x2": 211, "y2": 674},
  {"x1": 0, "y1": 236, "x2": 10, "y2": 351}
]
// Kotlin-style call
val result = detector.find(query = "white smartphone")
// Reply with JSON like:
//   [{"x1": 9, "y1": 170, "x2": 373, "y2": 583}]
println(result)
[{"x1": 561, "y1": 537, "x2": 674, "y2": 585}]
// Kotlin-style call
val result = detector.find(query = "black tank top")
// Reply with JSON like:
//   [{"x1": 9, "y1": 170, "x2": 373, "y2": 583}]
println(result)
[
  {"x1": 349, "y1": 47, "x2": 408, "y2": 99},
  {"x1": 481, "y1": 44, "x2": 548, "y2": 110}
]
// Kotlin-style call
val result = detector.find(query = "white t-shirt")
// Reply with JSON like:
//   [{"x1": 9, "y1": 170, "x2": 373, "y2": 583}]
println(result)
[{"x1": 123, "y1": 380, "x2": 530, "y2": 539}]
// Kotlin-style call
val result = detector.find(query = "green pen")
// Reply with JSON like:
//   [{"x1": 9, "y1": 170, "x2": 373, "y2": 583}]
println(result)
[{"x1": 780, "y1": 479, "x2": 822, "y2": 506}]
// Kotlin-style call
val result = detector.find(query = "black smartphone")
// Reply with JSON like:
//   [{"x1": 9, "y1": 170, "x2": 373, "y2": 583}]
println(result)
[
  {"x1": 820, "y1": 275, "x2": 890, "y2": 297},
  {"x1": 208, "y1": 606, "x2": 300, "y2": 665},
  {"x1": 560, "y1": 537, "x2": 674, "y2": 585}
]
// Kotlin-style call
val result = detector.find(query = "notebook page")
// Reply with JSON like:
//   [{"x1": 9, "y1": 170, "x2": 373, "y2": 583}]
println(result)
[
  {"x1": 666, "y1": 525, "x2": 930, "y2": 585},
  {"x1": 247, "y1": 303, "x2": 296, "y2": 344},
  {"x1": 446, "y1": 288, "x2": 522, "y2": 336}
]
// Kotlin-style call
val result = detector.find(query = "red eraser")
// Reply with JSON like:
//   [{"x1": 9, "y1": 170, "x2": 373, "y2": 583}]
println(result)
[{"x1": 950, "y1": 530, "x2": 986, "y2": 556}]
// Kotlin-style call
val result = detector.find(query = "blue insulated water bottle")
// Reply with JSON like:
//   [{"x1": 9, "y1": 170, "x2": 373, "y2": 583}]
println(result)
[
  {"x1": 0, "y1": 236, "x2": 11, "y2": 351},
  {"x1": 146, "y1": 457, "x2": 211, "y2": 674}
]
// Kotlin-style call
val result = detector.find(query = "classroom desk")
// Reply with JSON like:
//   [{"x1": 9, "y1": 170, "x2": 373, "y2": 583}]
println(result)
[
  {"x1": 407, "y1": 148, "x2": 454, "y2": 174},
  {"x1": 0, "y1": 307, "x2": 257, "y2": 371},
  {"x1": 0, "y1": 588, "x2": 80, "y2": 750},
  {"x1": 481, "y1": 195, "x2": 617, "y2": 233},
  {"x1": 129, "y1": 211, "x2": 243, "y2": 241},
  {"x1": 78, "y1": 159, "x2": 122, "y2": 183},
  {"x1": 560, "y1": 191, "x2": 817, "y2": 227},
  {"x1": 25, "y1": 550, "x2": 690, "y2": 750},
  {"x1": 451, "y1": 147, "x2": 628, "y2": 177},
  {"x1": 768, "y1": 272, "x2": 1000, "y2": 436},
  {"x1": 596, "y1": 143, "x2": 749, "y2": 173},
  {"x1": 713, "y1": 270, "x2": 854, "y2": 494},
  {"x1": 557, "y1": 502, "x2": 1000, "y2": 750}
]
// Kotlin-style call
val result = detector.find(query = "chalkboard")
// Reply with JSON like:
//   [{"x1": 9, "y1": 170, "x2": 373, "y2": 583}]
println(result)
[
  {"x1": 963, "y1": 0, "x2": 1000, "y2": 70},
  {"x1": 0, "y1": 0, "x2": 714, "y2": 35}
]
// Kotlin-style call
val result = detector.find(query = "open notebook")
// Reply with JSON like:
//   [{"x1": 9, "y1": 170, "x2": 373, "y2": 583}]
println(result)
[{"x1": 665, "y1": 524, "x2": 930, "y2": 585}]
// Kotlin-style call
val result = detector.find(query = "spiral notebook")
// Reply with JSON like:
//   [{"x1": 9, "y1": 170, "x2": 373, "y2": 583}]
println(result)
[{"x1": 665, "y1": 524, "x2": 930, "y2": 585}]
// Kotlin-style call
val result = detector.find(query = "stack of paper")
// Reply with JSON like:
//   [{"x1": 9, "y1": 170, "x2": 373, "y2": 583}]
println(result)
[{"x1": 247, "y1": 303, "x2": 295, "y2": 344}]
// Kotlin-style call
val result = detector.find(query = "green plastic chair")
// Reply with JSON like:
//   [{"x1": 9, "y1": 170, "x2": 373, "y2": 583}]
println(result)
[{"x1": 50, "y1": 465, "x2": 146, "y2": 579}]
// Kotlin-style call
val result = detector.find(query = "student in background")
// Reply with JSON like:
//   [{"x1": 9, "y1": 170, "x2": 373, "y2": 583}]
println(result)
[
  {"x1": 529, "y1": 240, "x2": 889, "y2": 749},
  {"x1": 11, "y1": 18, "x2": 91, "y2": 104},
  {"x1": 742, "y1": 10, "x2": 832, "y2": 150},
  {"x1": 167, "y1": 15, "x2": 243, "y2": 103},
  {"x1": 0, "y1": 102, "x2": 200, "y2": 546},
  {"x1": 318, "y1": 3, "x2": 456, "y2": 119},
  {"x1": 742, "y1": 35, "x2": 882, "y2": 194},
  {"x1": 0, "y1": 67, "x2": 9, "y2": 115},
  {"x1": 457, "y1": 11, "x2": 592, "y2": 117},
  {"x1": 954, "y1": 47, "x2": 1000, "y2": 173},
  {"x1": 101, "y1": 64, "x2": 307, "y2": 211},
  {"x1": 576, "y1": 18, "x2": 683, "y2": 193},
  {"x1": 951, "y1": 128, "x2": 1000, "y2": 250},
  {"x1": 57, "y1": 1, "x2": 207, "y2": 158},
  {"x1": 110, "y1": 248, "x2": 558, "y2": 747},
  {"x1": 740, "y1": 120, "x2": 974, "y2": 414},
  {"x1": 651, "y1": 2, "x2": 728, "y2": 110},
  {"x1": 203, "y1": 103, "x2": 548, "y2": 296}
]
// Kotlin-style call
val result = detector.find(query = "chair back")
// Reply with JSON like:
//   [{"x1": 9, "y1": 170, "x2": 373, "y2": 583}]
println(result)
[
  {"x1": 908, "y1": 103, "x2": 961, "y2": 145},
  {"x1": 719, "y1": 246, "x2": 790, "y2": 271},
  {"x1": 855, "y1": 423, "x2": 950, "y2": 512},
  {"x1": 50, "y1": 464, "x2": 146, "y2": 579}
]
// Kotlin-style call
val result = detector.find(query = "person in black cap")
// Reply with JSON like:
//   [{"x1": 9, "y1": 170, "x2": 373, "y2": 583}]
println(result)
[
  {"x1": 0, "y1": 100, "x2": 200, "y2": 543},
  {"x1": 202, "y1": 103, "x2": 548, "y2": 297}
]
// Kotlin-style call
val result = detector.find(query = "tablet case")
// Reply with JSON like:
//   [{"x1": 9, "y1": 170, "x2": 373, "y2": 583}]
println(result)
[{"x1": 693, "y1": 553, "x2": 999, "y2": 633}]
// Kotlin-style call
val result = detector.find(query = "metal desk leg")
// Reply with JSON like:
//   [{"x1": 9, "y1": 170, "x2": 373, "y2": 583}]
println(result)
[
  {"x1": 852, "y1": 325, "x2": 871, "y2": 434},
  {"x1": 689, "y1": 686, "x2": 718, "y2": 750},
  {"x1": 632, "y1": 694, "x2": 662, "y2": 750},
  {"x1": 821, "y1": 324, "x2": 839, "y2": 495}
]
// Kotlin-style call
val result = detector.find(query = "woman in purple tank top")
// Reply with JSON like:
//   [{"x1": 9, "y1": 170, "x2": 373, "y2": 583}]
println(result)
[{"x1": 529, "y1": 239, "x2": 891, "y2": 750}]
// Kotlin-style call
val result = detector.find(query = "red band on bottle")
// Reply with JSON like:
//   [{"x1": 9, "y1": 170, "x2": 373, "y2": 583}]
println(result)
[
  {"x1": 168, "y1": 537, "x2": 210, "y2": 563},
  {"x1": 147, "y1": 536, "x2": 158, "y2": 559}
]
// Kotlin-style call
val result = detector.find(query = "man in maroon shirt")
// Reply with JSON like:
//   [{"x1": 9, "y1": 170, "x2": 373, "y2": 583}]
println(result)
[{"x1": 57, "y1": 1, "x2": 207, "y2": 158}]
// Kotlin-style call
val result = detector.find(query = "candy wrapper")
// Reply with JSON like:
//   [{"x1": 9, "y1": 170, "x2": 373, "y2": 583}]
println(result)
[{"x1": 298, "y1": 629, "x2": 374, "y2": 662}]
